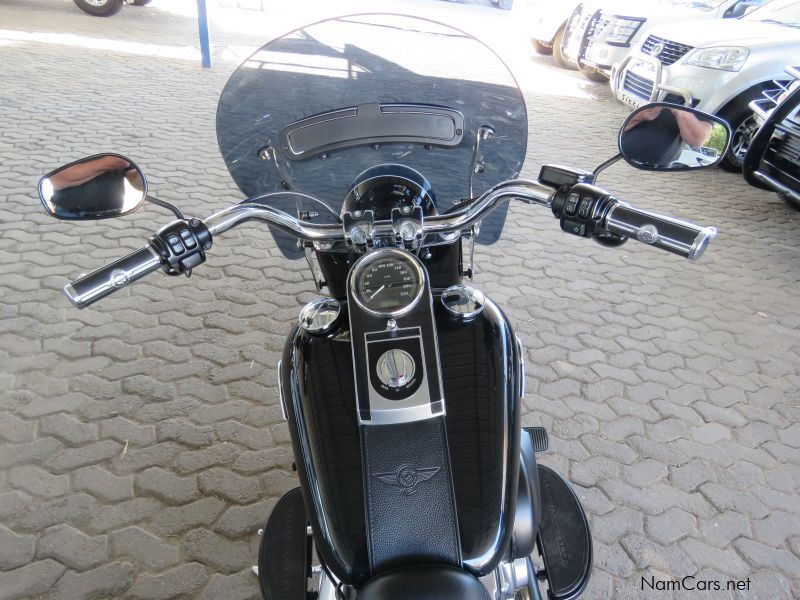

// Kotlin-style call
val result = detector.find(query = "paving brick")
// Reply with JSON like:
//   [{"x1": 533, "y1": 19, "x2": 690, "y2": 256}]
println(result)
[
  {"x1": 136, "y1": 466, "x2": 200, "y2": 504},
  {"x1": 40, "y1": 412, "x2": 99, "y2": 445},
  {"x1": 73, "y1": 466, "x2": 135, "y2": 502},
  {"x1": 184, "y1": 528, "x2": 252, "y2": 573},
  {"x1": 149, "y1": 497, "x2": 226, "y2": 536},
  {"x1": 110, "y1": 526, "x2": 180, "y2": 569},
  {"x1": 37, "y1": 524, "x2": 108, "y2": 571},
  {"x1": 176, "y1": 442, "x2": 240, "y2": 473},
  {"x1": 8, "y1": 465, "x2": 69, "y2": 498},
  {"x1": 0, "y1": 412, "x2": 36, "y2": 443},
  {"x1": 157, "y1": 417, "x2": 216, "y2": 447},
  {"x1": 0, "y1": 437, "x2": 64, "y2": 470},
  {"x1": 623, "y1": 459, "x2": 668, "y2": 488},
  {"x1": 46, "y1": 440, "x2": 123, "y2": 473},
  {"x1": 734, "y1": 538, "x2": 800, "y2": 578},
  {"x1": 0, "y1": 491, "x2": 29, "y2": 521},
  {"x1": 0, "y1": 525, "x2": 35, "y2": 570},
  {"x1": 752, "y1": 511, "x2": 800, "y2": 546},
  {"x1": 621, "y1": 534, "x2": 696, "y2": 577},
  {"x1": 89, "y1": 498, "x2": 162, "y2": 533},
  {"x1": 592, "y1": 507, "x2": 643, "y2": 545},
  {"x1": 49, "y1": 561, "x2": 135, "y2": 600},
  {"x1": 215, "y1": 497, "x2": 279, "y2": 538},
  {"x1": 644, "y1": 508, "x2": 698, "y2": 546},
  {"x1": 127, "y1": 562, "x2": 207, "y2": 600},
  {"x1": 17, "y1": 493, "x2": 97, "y2": 532},
  {"x1": 99, "y1": 416, "x2": 156, "y2": 447},
  {"x1": 0, "y1": 559, "x2": 66, "y2": 600},
  {"x1": 698, "y1": 511, "x2": 751, "y2": 548},
  {"x1": 201, "y1": 569, "x2": 261, "y2": 600},
  {"x1": 199, "y1": 467, "x2": 262, "y2": 504}
]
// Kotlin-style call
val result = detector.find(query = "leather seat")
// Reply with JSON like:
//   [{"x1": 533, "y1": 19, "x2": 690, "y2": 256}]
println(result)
[{"x1": 357, "y1": 564, "x2": 490, "y2": 600}]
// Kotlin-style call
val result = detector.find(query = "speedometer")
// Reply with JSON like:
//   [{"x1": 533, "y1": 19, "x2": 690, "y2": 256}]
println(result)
[{"x1": 351, "y1": 250, "x2": 424, "y2": 317}]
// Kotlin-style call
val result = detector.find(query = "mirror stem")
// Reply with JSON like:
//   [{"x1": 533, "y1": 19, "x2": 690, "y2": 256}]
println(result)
[
  {"x1": 146, "y1": 195, "x2": 185, "y2": 220},
  {"x1": 590, "y1": 154, "x2": 622, "y2": 185}
]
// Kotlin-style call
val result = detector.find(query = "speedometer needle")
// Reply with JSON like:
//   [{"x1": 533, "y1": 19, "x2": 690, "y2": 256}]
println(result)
[{"x1": 369, "y1": 285, "x2": 386, "y2": 300}]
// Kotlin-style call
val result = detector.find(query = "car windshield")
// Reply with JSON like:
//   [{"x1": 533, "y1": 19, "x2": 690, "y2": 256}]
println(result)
[
  {"x1": 662, "y1": 0, "x2": 727, "y2": 11},
  {"x1": 216, "y1": 14, "x2": 527, "y2": 257},
  {"x1": 745, "y1": 0, "x2": 800, "y2": 24}
]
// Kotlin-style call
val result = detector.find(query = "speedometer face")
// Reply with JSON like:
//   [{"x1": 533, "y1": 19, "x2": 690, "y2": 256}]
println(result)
[{"x1": 352, "y1": 251, "x2": 424, "y2": 316}]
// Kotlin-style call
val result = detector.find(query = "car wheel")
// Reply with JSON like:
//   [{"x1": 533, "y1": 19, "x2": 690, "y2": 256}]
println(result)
[
  {"x1": 531, "y1": 39, "x2": 553, "y2": 55},
  {"x1": 579, "y1": 65, "x2": 608, "y2": 82},
  {"x1": 718, "y1": 90, "x2": 766, "y2": 172},
  {"x1": 552, "y1": 25, "x2": 576, "y2": 70},
  {"x1": 73, "y1": 0, "x2": 124, "y2": 16}
]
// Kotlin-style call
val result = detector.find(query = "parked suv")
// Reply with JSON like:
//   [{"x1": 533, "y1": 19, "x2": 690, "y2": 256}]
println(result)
[
  {"x1": 528, "y1": 1, "x2": 581, "y2": 68},
  {"x1": 744, "y1": 65, "x2": 800, "y2": 208},
  {"x1": 562, "y1": 0, "x2": 770, "y2": 81},
  {"x1": 75, "y1": 0, "x2": 151, "y2": 17},
  {"x1": 610, "y1": 0, "x2": 800, "y2": 170}
]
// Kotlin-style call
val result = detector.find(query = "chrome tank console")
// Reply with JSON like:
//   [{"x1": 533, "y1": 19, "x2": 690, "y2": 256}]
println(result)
[{"x1": 347, "y1": 249, "x2": 445, "y2": 425}]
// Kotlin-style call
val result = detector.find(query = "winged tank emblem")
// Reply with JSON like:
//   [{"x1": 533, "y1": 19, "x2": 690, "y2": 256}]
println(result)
[{"x1": 373, "y1": 464, "x2": 440, "y2": 495}]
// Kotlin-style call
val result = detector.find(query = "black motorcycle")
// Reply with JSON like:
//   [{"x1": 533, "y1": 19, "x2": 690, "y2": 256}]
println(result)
[
  {"x1": 744, "y1": 65, "x2": 800, "y2": 211},
  {"x1": 38, "y1": 14, "x2": 731, "y2": 600}
]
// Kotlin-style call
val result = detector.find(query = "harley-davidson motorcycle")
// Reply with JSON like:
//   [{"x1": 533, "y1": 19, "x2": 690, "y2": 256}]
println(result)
[{"x1": 37, "y1": 14, "x2": 730, "y2": 600}]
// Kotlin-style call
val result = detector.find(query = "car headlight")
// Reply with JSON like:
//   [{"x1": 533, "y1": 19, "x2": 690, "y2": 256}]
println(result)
[
  {"x1": 685, "y1": 47, "x2": 749, "y2": 72},
  {"x1": 593, "y1": 15, "x2": 645, "y2": 45}
]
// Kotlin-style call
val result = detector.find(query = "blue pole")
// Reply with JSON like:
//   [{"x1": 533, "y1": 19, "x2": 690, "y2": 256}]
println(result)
[{"x1": 197, "y1": 0, "x2": 212, "y2": 69}]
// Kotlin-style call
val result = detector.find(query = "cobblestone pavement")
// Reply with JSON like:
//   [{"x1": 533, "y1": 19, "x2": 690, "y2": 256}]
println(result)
[{"x1": 1, "y1": 1, "x2": 799, "y2": 599}]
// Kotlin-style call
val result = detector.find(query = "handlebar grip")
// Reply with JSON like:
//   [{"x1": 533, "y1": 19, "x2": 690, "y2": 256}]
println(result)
[
  {"x1": 604, "y1": 202, "x2": 717, "y2": 262},
  {"x1": 64, "y1": 245, "x2": 163, "y2": 308}
]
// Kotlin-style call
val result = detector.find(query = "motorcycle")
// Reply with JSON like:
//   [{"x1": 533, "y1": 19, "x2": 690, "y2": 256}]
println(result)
[
  {"x1": 744, "y1": 65, "x2": 800, "y2": 210},
  {"x1": 37, "y1": 14, "x2": 730, "y2": 600}
]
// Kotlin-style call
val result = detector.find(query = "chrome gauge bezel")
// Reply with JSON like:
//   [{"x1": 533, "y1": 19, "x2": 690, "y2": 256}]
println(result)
[
  {"x1": 440, "y1": 284, "x2": 486, "y2": 320},
  {"x1": 298, "y1": 297, "x2": 342, "y2": 334},
  {"x1": 350, "y1": 249, "x2": 425, "y2": 318}
]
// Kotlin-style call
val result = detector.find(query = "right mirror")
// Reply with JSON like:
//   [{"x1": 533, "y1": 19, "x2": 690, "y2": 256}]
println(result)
[
  {"x1": 39, "y1": 153, "x2": 147, "y2": 220},
  {"x1": 619, "y1": 103, "x2": 731, "y2": 172}
]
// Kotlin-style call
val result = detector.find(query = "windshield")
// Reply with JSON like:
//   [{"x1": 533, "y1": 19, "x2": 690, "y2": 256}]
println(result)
[
  {"x1": 217, "y1": 14, "x2": 527, "y2": 257},
  {"x1": 745, "y1": 0, "x2": 800, "y2": 24}
]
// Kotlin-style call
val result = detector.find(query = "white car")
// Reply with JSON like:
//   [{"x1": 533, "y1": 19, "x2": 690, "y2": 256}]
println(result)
[
  {"x1": 561, "y1": 0, "x2": 770, "y2": 80},
  {"x1": 610, "y1": 0, "x2": 800, "y2": 170},
  {"x1": 528, "y1": 1, "x2": 582, "y2": 67}
]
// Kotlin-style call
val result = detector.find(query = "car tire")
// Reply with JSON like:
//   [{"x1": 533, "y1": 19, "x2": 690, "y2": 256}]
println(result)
[
  {"x1": 579, "y1": 65, "x2": 608, "y2": 82},
  {"x1": 73, "y1": 0, "x2": 124, "y2": 16},
  {"x1": 552, "y1": 24, "x2": 575, "y2": 70},
  {"x1": 718, "y1": 90, "x2": 765, "y2": 173},
  {"x1": 531, "y1": 39, "x2": 553, "y2": 55}
]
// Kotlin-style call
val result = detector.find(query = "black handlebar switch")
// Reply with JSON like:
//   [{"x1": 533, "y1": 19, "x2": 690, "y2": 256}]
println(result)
[{"x1": 151, "y1": 218, "x2": 211, "y2": 276}]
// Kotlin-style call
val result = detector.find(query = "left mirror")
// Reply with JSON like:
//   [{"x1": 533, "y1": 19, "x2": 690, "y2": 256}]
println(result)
[
  {"x1": 39, "y1": 154, "x2": 146, "y2": 220},
  {"x1": 619, "y1": 104, "x2": 731, "y2": 172}
]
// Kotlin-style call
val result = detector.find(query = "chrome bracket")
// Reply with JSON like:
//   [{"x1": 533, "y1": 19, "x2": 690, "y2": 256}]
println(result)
[
  {"x1": 303, "y1": 245, "x2": 326, "y2": 292},
  {"x1": 391, "y1": 205, "x2": 424, "y2": 249},
  {"x1": 342, "y1": 210, "x2": 375, "y2": 250}
]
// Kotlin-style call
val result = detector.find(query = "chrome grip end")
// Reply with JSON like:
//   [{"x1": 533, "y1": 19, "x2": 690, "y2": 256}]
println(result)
[
  {"x1": 64, "y1": 245, "x2": 162, "y2": 308},
  {"x1": 687, "y1": 226, "x2": 717, "y2": 263},
  {"x1": 605, "y1": 203, "x2": 717, "y2": 262}
]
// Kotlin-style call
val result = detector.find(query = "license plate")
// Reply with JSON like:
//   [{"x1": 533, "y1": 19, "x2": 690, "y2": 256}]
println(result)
[{"x1": 621, "y1": 93, "x2": 644, "y2": 109}]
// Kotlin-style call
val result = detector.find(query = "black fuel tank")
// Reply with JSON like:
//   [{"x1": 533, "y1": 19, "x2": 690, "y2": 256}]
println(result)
[{"x1": 280, "y1": 296, "x2": 521, "y2": 585}]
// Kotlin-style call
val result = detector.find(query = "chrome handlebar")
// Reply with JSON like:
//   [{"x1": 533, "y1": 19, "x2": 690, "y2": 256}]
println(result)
[{"x1": 62, "y1": 179, "x2": 715, "y2": 308}]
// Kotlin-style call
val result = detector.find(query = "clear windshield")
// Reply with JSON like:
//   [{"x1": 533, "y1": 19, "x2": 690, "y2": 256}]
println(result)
[
  {"x1": 216, "y1": 14, "x2": 527, "y2": 257},
  {"x1": 745, "y1": 0, "x2": 800, "y2": 23}
]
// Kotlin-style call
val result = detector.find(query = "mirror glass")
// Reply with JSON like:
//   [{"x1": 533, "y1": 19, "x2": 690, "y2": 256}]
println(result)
[
  {"x1": 619, "y1": 104, "x2": 730, "y2": 171},
  {"x1": 39, "y1": 154, "x2": 146, "y2": 220}
]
